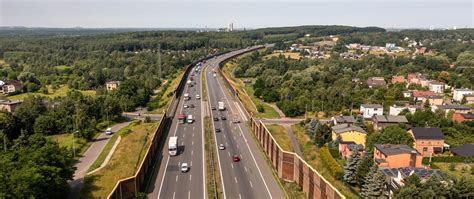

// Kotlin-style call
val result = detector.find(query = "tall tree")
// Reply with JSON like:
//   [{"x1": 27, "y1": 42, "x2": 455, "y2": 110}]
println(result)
[
  {"x1": 343, "y1": 145, "x2": 362, "y2": 185},
  {"x1": 361, "y1": 165, "x2": 387, "y2": 198}
]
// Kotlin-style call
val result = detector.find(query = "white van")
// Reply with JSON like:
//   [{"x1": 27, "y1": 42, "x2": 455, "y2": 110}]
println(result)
[
  {"x1": 187, "y1": 115, "x2": 194, "y2": 124},
  {"x1": 105, "y1": 128, "x2": 113, "y2": 135}
]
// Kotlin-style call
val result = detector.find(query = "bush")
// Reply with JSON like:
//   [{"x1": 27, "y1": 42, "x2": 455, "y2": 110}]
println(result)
[
  {"x1": 144, "y1": 116, "x2": 152, "y2": 123},
  {"x1": 328, "y1": 146, "x2": 340, "y2": 159},
  {"x1": 320, "y1": 147, "x2": 343, "y2": 180},
  {"x1": 257, "y1": 104, "x2": 265, "y2": 113}
]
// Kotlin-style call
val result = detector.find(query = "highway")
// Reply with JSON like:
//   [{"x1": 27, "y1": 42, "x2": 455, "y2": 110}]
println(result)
[
  {"x1": 205, "y1": 48, "x2": 285, "y2": 198},
  {"x1": 148, "y1": 46, "x2": 284, "y2": 199},
  {"x1": 148, "y1": 62, "x2": 206, "y2": 199}
]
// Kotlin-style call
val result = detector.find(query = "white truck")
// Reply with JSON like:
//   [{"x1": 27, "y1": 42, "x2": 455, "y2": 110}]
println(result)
[
  {"x1": 169, "y1": 136, "x2": 178, "y2": 156},
  {"x1": 218, "y1": 101, "x2": 225, "y2": 111}
]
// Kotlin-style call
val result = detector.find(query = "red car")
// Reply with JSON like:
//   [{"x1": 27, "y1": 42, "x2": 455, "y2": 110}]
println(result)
[{"x1": 232, "y1": 155, "x2": 240, "y2": 162}]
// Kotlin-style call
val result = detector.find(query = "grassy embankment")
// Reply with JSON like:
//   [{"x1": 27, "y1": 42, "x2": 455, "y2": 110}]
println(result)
[
  {"x1": 147, "y1": 70, "x2": 185, "y2": 114},
  {"x1": 221, "y1": 57, "x2": 280, "y2": 119},
  {"x1": 80, "y1": 121, "x2": 159, "y2": 198},
  {"x1": 263, "y1": 52, "x2": 302, "y2": 60},
  {"x1": 7, "y1": 85, "x2": 96, "y2": 100},
  {"x1": 292, "y1": 124, "x2": 360, "y2": 199},
  {"x1": 266, "y1": 124, "x2": 293, "y2": 152}
]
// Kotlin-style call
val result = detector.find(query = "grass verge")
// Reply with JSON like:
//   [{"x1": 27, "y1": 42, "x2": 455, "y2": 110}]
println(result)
[
  {"x1": 291, "y1": 124, "x2": 360, "y2": 199},
  {"x1": 205, "y1": 116, "x2": 222, "y2": 198},
  {"x1": 80, "y1": 121, "x2": 159, "y2": 198},
  {"x1": 147, "y1": 70, "x2": 185, "y2": 114},
  {"x1": 266, "y1": 124, "x2": 294, "y2": 152},
  {"x1": 202, "y1": 67, "x2": 208, "y2": 102},
  {"x1": 7, "y1": 85, "x2": 96, "y2": 100},
  {"x1": 434, "y1": 162, "x2": 474, "y2": 181},
  {"x1": 48, "y1": 133, "x2": 89, "y2": 157}
]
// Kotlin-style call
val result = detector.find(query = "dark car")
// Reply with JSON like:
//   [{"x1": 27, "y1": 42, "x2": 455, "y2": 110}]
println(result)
[
  {"x1": 190, "y1": 104, "x2": 195, "y2": 108},
  {"x1": 232, "y1": 155, "x2": 240, "y2": 162},
  {"x1": 221, "y1": 116, "x2": 226, "y2": 120},
  {"x1": 211, "y1": 107, "x2": 216, "y2": 110},
  {"x1": 215, "y1": 128, "x2": 221, "y2": 133},
  {"x1": 214, "y1": 117, "x2": 219, "y2": 121}
]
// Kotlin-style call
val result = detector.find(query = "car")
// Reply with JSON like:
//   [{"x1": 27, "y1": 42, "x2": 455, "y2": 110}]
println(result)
[
  {"x1": 181, "y1": 163, "x2": 189, "y2": 173},
  {"x1": 218, "y1": 144, "x2": 225, "y2": 150},
  {"x1": 196, "y1": 95, "x2": 200, "y2": 99},
  {"x1": 232, "y1": 117, "x2": 240, "y2": 123},
  {"x1": 214, "y1": 117, "x2": 219, "y2": 121},
  {"x1": 211, "y1": 107, "x2": 216, "y2": 110},
  {"x1": 215, "y1": 128, "x2": 221, "y2": 133},
  {"x1": 190, "y1": 104, "x2": 195, "y2": 108},
  {"x1": 183, "y1": 104, "x2": 189, "y2": 108},
  {"x1": 105, "y1": 128, "x2": 113, "y2": 135},
  {"x1": 232, "y1": 155, "x2": 240, "y2": 162},
  {"x1": 221, "y1": 116, "x2": 226, "y2": 120}
]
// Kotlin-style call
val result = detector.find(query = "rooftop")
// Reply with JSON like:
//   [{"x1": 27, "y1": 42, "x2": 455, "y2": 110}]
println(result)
[
  {"x1": 373, "y1": 115, "x2": 408, "y2": 123},
  {"x1": 451, "y1": 144, "x2": 474, "y2": 157},
  {"x1": 332, "y1": 123, "x2": 367, "y2": 134},
  {"x1": 0, "y1": 100, "x2": 23, "y2": 105},
  {"x1": 375, "y1": 144, "x2": 418, "y2": 156},
  {"x1": 436, "y1": 104, "x2": 471, "y2": 110},
  {"x1": 380, "y1": 167, "x2": 446, "y2": 180},
  {"x1": 412, "y1": 90, "x2": 436, "y2": 97},
  {"x1": 333, "y1": 115, "x2": 356, "y2": 123},
  {"x1": 410, "y1": 127, "x2": 444, "y2": 140},
  {"x1": 361, "y1": 104, "x2": 383, "y2": 108}
]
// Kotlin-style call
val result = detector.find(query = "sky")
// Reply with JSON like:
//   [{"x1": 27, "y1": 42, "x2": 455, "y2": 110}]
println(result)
[{"x1": 1, "y1": 0, "x2": 473, "y2": 29}]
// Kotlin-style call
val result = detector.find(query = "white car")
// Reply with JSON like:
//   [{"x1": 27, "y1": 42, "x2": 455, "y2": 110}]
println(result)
[
  {"x1": 105, "y1": 128, "x2": 113, "y2": 135},
  {"x1": 183, "y1": 104, "x2": 189, "y2": 108},
  {"x1": 218, "y1": 144, "x2": 225, "y2": 150},
  {"x1": 196, "y1": 95, "x2": 200, "y2": 99},
  {"x1": 181, "y1": 163, "x2": 189, "y2": 173},
  {"x1": 213, "y1": 73, "x2": 217, "y2": 78}
]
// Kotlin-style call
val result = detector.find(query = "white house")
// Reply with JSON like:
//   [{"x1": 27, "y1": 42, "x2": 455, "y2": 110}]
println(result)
[
  {"x1": 428, "y1": 81, "x2": 445, "y2": 93},
  {"x1": 453, "y1": 88, "x2": 473, "y2": 102},
  {"x1": 360, "y1": 104, "x2": 383, "y2": 119},
  {"x1": 403, "y1": 91, "x2": 412, "y2": 98},
  {"x1": 389, "y1": 105, "x2": 418, "y2": 116}
]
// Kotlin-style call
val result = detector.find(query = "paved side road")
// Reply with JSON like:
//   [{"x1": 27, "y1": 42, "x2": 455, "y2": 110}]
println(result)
[{"x1": 67, "y1": 121, "x2": 131, "y2": 199}]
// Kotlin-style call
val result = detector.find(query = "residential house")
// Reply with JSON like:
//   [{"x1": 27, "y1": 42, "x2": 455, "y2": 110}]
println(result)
[
  {"x1": 106, "y1": 81, "x2": 121, "y2": 91},
  {"x1": 391, "y1": 76, "x2": 406, "y2": 84},
  {"x1": 407, "y1": 73, "x2": 426, "y2": 85},
  {"x1": 452, "y1": 88, "x2": 473, "y2": 102},
  {"x1": 432, "y1": 104, "x2": 471, "y2": 114},
  {"x1": 367, "y1": 77, "x2": 387, "y2": 88},
  {"x1": 403, "y1": 91, "x2": 412, "y2": 98},
  {"x1": 412, "y1": 90, "x2": 436, "y2": 102},
  {"x1": 374, "y1": 144, "x2": 422, "y2": 168},
  {"x1": 408, "y1": 127, "x2": 444, "y2": 156},
  {"x1": 428, "y1": 81, "x2": 445, "y2": 94},
  {"x1": 420, "y1": 79, "x2": 433, "y2": 88},
  {"x1": 338, "y1": 141, "x2": 364, "y2": 159},
  {"x1": 389, "y1": 105, "x2": 420, "y2": 116},
  {"x1": 0, "y1": 80, "x2": 23, "y2": 94},
  {"x1": 0, "y1": 100, "x2": 22, "y2": 112},
  {"x1": 371, "y1": 115, "x2": 408, "y2": 130},
  {"x1": 360, "y1": 104, "x2": 383, "y2": 119},
  {"x1": 331, "y1": 115, "x2": 356, "y2": 125},
  {"x1": 331, "y1": 123, "x2": 367, "y2": 147},
  {"x1": 380, "y1": 167, "x2": 447, "y2": 198},
  {"x1": 463, "y1": 94, "x2": 474, "y2": 104},
  {"x1": 452, "y1": 113, "x2": 474, "y2": 123},
  {"x1": 450, "y1": 144, "x2": 474, "y2": 157},
  {"x1": 426, "y1": 95, "x2": 444, "y2": 106}
]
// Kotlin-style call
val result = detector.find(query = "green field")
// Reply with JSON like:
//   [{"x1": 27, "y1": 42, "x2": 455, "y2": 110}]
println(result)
[
  {"x1": 7, "y1": 85, "x2": 96, "y2": 100},
  {"x1": 47, "y1": 133, "x2": 90, "y2": 157},
  {"x1": 435, "y1": 162, "x2": 474, "y2": 181}
]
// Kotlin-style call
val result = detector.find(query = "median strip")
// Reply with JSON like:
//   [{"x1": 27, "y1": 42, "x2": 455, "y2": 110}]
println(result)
[{"x1": 205, "y1": 116, "x2": 222, "y2": 198}]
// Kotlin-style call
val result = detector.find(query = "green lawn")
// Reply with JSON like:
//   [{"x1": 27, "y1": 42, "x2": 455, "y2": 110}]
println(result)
[
  {"x1": 55, "y1": 65, "x2": 72, "y2": 71},
  {"x1": 7, "y1": 85, "x2": 96, "y2": 100},
  {"x1": 266, "y1": 124, "x2": 293, "y2": 152},
  {"x1": 434, "y1": 162, "x2": 474, "y2": 181},
  {"x1": 47, "y1": 133, "x2": 90, "y2": 157}
]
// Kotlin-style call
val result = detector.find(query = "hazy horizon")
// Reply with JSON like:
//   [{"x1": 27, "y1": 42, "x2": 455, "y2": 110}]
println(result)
[{"x1": 1, "y1": 0, "x2": 473, "y2": 29}]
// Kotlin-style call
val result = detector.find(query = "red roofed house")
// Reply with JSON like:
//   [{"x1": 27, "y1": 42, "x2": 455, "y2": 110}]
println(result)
[
  {"x1": 452, "y1": 113, "x2": 474, "y2": 123},
  {"x1": 412, "y1": 90, "x2": 436, "y2": 103},
  {"x1": 391, "y1": 76, "x2": 406, "y2": 84},
  {"x1": 339, "y1": 141, "x2": 364, "y2": 159}
]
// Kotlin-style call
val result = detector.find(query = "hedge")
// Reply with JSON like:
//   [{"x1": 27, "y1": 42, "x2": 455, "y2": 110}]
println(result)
[
  {"x1": 422, "y1": 156, "x2": 474, "y2": 165},
  {"x1": 320, "y1": 146, "x2": 343, "y2": 180}
]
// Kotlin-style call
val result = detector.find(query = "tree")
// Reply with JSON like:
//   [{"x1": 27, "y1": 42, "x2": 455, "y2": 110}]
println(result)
[
  {"x1": 361, "y1": 165, "x2": 387, "y2": 198},
  {"x1": 343, "y1": 145, "x2": 362, "y2": 185},
  {"x1": 460, "y1": 95, "x2": 467, "y2": 105},
  {"x1": 356, "y1": 155, "x2": 374, "y2": 186},
  {"x1": 365, "y1": 125, "x2": 414, "y2": 153},
  {"x1": 355, "y1": 115, "x2": 367, "y2": 132}
]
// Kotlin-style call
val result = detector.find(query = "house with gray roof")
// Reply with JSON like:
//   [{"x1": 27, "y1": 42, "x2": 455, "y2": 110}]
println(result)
[
  {"x1": 371, "y1": 115, "x2": 408, "y2": 130},
  {"x1": 374, "y1": 144, "x2": 422, "y2": 168}
]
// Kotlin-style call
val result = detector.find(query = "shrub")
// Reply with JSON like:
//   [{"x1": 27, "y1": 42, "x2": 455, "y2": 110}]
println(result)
[
  {"x1": 320, "y1": 147, "x2": 343, "y2": 180},
  {"x1": 257, "y1": 104, "x2": 265, "y2": 113}
]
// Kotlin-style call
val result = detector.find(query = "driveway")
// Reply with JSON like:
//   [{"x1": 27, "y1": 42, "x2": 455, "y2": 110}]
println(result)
[{"x1": 68, "y1": 121, "x2": 131, "y2": 199}]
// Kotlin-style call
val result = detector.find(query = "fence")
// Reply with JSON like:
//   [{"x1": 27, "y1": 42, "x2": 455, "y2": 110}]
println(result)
[
  {"x1": 217, "y1": 49, "x2": 345, "y2": 199},
  {"x1": 107, "y1": 50, "x2": 233, "y2": 199}
]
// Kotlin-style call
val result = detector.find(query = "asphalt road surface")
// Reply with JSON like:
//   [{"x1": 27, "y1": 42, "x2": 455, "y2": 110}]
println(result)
[{"x1": 205, "y1": 49, "x2": 284, "y2": 199}]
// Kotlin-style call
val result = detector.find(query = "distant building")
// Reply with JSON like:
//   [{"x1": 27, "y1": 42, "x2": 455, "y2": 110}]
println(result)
[
  {"x1": 450, "y1": 144, "x2": 474, "y2": 157},
  {"x1": 408, "y1": 127, "x2": 445, "y2": 157},
  {"x1": 227, "y1": 22, "x2": 234, "y2": 32},
  {"x1": 0, "y1": 80, "x2": 23, "y2": 94},
  {"x1": 389, "y1": 105, "x2": 419, "y2": 116},
  {"x1": 407, "y1": 73, "x2": 426, "y2": 85},
  {"x1": 360, "y1": 104, "x2": 383, "y2": 119},
  {"x1": 339, "y1": 141, "x2": 364, "y2": 159},
  {"x1": 331, "y1": 123, "x2": 367, "y2": 147},
  {"x1": 426, "y1": 95, "x2": 444, "y2": 106},
  {"x1": 0, "y1": 100, "x2": 22, "y2": 112},
  {"x1": 367, "y1": 77, "x2": 387, "y2": 88},
  {"x1": 428, "y1": 81, "x2": 445, "y2": 93},
  {"x1": 452, "y1": 113, "x2": 474, "y2": 123},
  {"x1": 385, "y1": 43, "x2": 396, "y2": 51},
  {"x1": 452, "y1": 88, "x2": 473, "y2": 102},
  {"x1": 391, "y1": 76, "x2": 406, "y2": 84},
  {"x1": 331, "y1": 115, "x2": 356, "y2": 125},
  {"x1": 402, "y1": 91, "x2": 412, "y2": 98},
  {"x1": 374, "y1": 144, "x2": 422, "y2": 168},
  {"x1": 371, "y1": 115, "x2": 408, "y2": 130},
  {"x1": 432, "y1": 104, "x2": 471, "y2": 114},
  {"x1": 106, "y1": 81, "x2": 121, "y2": 91},
  {"x1": 412, "y1": 90, "x2": 436, "y2": 102}
]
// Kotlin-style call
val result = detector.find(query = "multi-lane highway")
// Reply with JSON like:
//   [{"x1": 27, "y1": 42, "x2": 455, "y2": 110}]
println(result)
[{"x1": 148, "y1": 47, "x2": 284, "y2": 199}]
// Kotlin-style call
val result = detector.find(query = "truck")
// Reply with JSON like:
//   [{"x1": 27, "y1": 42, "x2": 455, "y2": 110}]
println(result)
[
  {"x1": 218, "y1": 101, "x2": 225, "y2": 111},
  {"x1": 169, "y1": 136, "x2": 178, "y2": 156}
]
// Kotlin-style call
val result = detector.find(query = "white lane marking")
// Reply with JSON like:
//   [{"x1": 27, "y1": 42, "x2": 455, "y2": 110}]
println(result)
[
  {"x1": 176, "y1": 175, "x2": 178, "y2": 182},
  {"x1": 188, "y1": 191, "x2": 191, "y2": 199},
  {"x1": 250, "y1": 181, "x2": 253, "y2": 188},
  {"x1": 191, "y1": 161, "x2": 193, "y2": 166},
  {"x1": 215, "y1": 71, "x2": 273, "y2": 198},
  {"x1": 181, "y1": 142, "x2": 184, "y2": 145},
  {"x1": 228, "y1": 152, "x2": 230, "y2": 157},
  {"x1": 244, "y1": 166, "x2": 248, "y2": 172},
  {"x1": 235, "y1": 101, "x2": 248, "y2": 121},
  {"x1": 184, "y1": 127, "x2": 186, "y2": 131},
  {"x1": 231, "y1": 164, "x2": 234, "y2": 169},
  {"x1": 192, "y1": 141, "x2": 194, "y2": 145},
  {"x1": 173, "y1": 192, "x2": 176, "y2": 199},
  {"x1": 183, "y1": 133, "x2": 186, "y2": 138},
  {"x1": 239, "y1": 194, "x2": 242, "y2": 199},
  {"x1": 191, "y1": 150, "x2": 194, "y2": 155},
  {"x1": 235, "y1": 177, "x2": 238, "y2": 183},
  {"x1": 190, "y1": 174, "x2": 192, "y2": 181}
]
